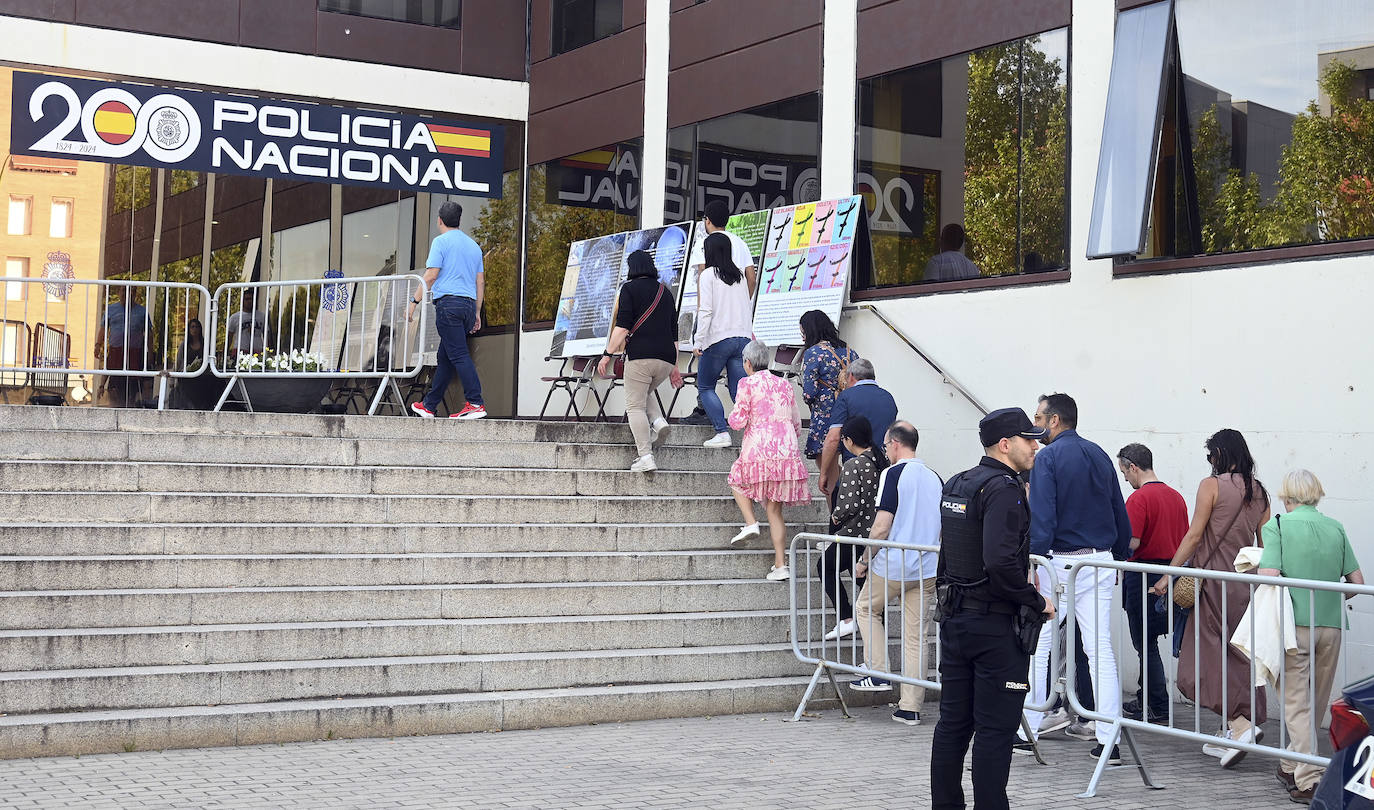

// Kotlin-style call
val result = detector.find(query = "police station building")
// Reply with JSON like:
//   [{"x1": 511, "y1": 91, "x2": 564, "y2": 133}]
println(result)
[{"x1": 0, "y1": 2, "x2": 1371, "y2": 666}]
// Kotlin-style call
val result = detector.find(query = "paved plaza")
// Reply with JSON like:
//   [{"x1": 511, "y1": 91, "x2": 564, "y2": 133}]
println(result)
[{"x1": 0, "y1": 703, "x2": 1300, "y2": 809}]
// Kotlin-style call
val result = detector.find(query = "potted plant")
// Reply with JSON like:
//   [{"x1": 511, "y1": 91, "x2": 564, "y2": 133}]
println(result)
[{"x1": 235, "y1": 349, "x2": 335, "y2": 413}]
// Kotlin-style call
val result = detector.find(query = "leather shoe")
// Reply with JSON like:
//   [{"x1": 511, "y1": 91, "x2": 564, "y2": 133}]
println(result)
[
  {"x1": 1276, "y1": 765, "x2": 1297, "y2": 791},
  {"x1": 1288, "y1": 785, "x2": 1313, "y2": 804}
]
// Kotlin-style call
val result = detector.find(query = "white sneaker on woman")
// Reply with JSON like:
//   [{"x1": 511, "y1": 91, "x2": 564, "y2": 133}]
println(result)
[
  {"x1": 766, "y1": 565, "x2": 791, "y2": 581},
  {"x1": 730, "y1": 524, "x2": 760, "y2": 545},
  {"x1": 629, "y1": 454, "x2": 657, "y2": 473},
  {"x1": 703, "y1": 432, "x2": 732, "y2": 448},
  {"x1": 650, "y1": 418, "x2": 670, "y2": 446},
  {"x1": 824, "y1": 618, "x2": 858, "y2": 640}
]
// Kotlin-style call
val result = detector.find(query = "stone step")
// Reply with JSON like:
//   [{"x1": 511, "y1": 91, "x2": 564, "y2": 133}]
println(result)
[
  {"x1": 0, "y1": 579, "x2": 823, "y2": 629},
  {"x1": 0, "y1": 610, "x2": 822, "y2": 670},
  {"x1": 0, "y1": 460, "x2": 743, "y2": 497},
  {"x1": 0, "y1": 522, "x2": 827, "y2": 556},
  {"x1": 0, "y1": 676, "x2": 884, "y2": 759},
  {"x1": 0, "y1": 404, "x2": 726, "y2": 446},
  {"x1": 1, "y1": 492, "x2": 828, "y2": 525},
  {"x1": 0, "y1": 430, "x2": 749, "y2": 471},
  {"x1": 0, "y1": 551, "x2": 781, "y2": 590},
  {"x1": 0, "y1": 642, "x2": 846, "y2": 714}
]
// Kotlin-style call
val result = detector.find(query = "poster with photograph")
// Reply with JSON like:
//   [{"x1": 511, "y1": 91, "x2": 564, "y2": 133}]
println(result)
[
  {"x1": 678, "y1": 209, "x2": 771, "y2": 349},
  {"x1": 550, "y1": 222, "x2": 694, "y2": 358},
  {"x1": 751, "y1": 195, "x2": 869, "y2": 346}
]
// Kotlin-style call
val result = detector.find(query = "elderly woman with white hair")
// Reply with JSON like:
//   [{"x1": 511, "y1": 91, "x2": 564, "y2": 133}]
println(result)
[
  {"x1": 725, "y1": 339, "x2": 811, "y2": 581},
  {"x1": 1256, "y1": 469, "x2": 1364, "y2": 803}
]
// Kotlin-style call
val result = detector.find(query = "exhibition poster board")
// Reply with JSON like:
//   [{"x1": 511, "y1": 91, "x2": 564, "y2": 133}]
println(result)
[
  {"x1": 549, "y1": 222, "x2": 693, "y2": 358},
  {"x1": 678, "y1": 209, "x2": 771, "y2": 349},
  {"x1": 751, "y1": 195, "x2": 869, "y2": 347}
]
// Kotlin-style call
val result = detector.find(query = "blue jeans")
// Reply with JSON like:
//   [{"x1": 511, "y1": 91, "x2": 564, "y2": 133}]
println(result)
[
  {"x1": 425, "y1": 296, "x2": 483, "y2": 410},
  {"x1": 696, "y1": 335, "x2": 748, "y2": 432}
]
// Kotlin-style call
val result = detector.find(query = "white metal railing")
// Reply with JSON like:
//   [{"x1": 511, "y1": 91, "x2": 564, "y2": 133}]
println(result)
[
  {"x1": 0, "y1": 277, "x2": 211, "y2": 409},
  {"x1": 1062, "y1": 557, "x2": 1374, "y2": 798},
  {"x1": 207, "y1": 274, "x2": 428, "y2": 415},
  {"x1": 787, "y1": 532, "x2": 1058, "y2": 759}
]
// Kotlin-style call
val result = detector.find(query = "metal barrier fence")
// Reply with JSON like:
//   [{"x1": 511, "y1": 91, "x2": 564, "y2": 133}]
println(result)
[
  {"x1": 1061, "y1": 557, "x2": 1374, "y2": 798},
  {"x1": 207, "y1": 274, "x2": 428, "y2": 415},
  {"x1": 787, "y1": 532, "x2": 1059, "y2": 758},
  {"x1": 0, "y1": 277, "x2": 211, "y2": 409}
]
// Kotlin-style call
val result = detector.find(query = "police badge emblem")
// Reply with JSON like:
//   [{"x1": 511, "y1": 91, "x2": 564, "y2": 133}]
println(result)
[
  {"x1": 151, "y1": 106, "x2": 191, "y2": 150},
  {"x1": 321, "y1": 269, "x2": 350, "y2": 312},
  {"x1": 42, "y1": 251, "x2": 75, "y2": 300}
]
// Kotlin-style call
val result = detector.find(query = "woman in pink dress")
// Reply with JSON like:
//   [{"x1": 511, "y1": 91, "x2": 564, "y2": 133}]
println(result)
[{"x1": 726, "y1": 339, "x2": 812, "y2": 581}]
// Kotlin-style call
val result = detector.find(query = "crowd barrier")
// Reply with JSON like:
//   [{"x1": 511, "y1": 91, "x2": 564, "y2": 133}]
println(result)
[
  {"x1": 1061, "y1": 557, "x2": 1374, "y2": 798},
  {"x1": 207, "y1": 274, "x2": 428, "y2": 415},
  {"x1": 0, "y1": 277, "x2": 210, "y2": 409},
  {"x1": 787, "y1": 532, "x2": 1059, "y2": 760}
]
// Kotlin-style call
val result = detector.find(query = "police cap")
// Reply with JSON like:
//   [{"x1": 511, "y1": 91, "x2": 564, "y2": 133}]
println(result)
[{"x1": 979, "y1": 407, "x2": 1047, "y2": 446}]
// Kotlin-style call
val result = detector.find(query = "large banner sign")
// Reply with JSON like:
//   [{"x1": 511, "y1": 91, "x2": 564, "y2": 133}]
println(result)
[
  {"x1": 550, "y1": 222, "x2": 693, "y2": 359},
  {"x1": 9, "y1": 71, "x2": 505, "y2": 197},
  {"x1": 752, "y1": 195, "x2": 869, "y2": 346}
]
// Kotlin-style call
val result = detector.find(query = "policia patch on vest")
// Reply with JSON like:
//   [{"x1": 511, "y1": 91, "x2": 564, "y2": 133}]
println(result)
[{"x1": 940, "y1": 496, "x2": 970, "y2": 519}]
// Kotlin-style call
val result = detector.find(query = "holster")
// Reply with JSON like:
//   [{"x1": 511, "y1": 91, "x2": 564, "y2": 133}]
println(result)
[
  {"x1": 1012, "y1": 603, "x2": 1047, "y2": 655},
  {"x1": 934, "y1": 583, "x2": 960, "y2": 623}
]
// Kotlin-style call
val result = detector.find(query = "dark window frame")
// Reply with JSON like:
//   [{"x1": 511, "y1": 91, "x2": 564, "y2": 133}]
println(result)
[
  {"x1": 317, "y1": 0, "x2": 463, "y2": 30},
  {"x1": 550, "y1": 0, "x2": 624, "y2": 56}
]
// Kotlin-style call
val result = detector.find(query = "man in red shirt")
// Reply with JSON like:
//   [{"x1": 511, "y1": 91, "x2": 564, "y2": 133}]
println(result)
[{"x1": 1117, "y1": 443, "x2": 1189, "y2": 723}]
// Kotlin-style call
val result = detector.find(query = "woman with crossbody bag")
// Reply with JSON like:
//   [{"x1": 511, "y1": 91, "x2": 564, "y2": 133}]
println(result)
[{"x1": 599, "y1": 250, "x2": 682, "y2": 473}]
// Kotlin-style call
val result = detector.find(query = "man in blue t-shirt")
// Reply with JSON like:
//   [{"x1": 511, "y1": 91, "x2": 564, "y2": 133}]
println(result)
[
  {"x1": 818, "y1": 357, "x2": 898, "y2": 497},
  {"x1": 408, "y1": 201, "x2": 486, "y2": 420}
]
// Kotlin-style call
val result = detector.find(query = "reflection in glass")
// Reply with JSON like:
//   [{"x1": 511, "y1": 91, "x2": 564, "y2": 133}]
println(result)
[
  {"x1": 856, "y1": 29, "x2": 1069, "y2": 286},
  {"x1": 525, "y1": 142, "x2": 641, "y2": 323},
  {"x1": 1142, "y1": 0, "x2": 1374, "y2": 258},
  {"x1": 552, "y1": 0, "x2": 622, "y2": 55},
  {"x1": 317, "y1": 0, "x2": 462, "y2": 28}
]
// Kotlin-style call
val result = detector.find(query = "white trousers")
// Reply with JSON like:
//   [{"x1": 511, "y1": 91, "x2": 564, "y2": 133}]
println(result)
[{"x1": 1023, "y1": 550, "x2": 1122, "y2": 746}]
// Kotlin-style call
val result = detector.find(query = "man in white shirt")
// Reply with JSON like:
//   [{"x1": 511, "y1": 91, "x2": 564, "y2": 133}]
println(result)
[
  {"x1": 923, "y1": 223, "x2": 980, "y2": 282},
  {"x1": 689, "y1": 200, "x2": 756, "y2": 296},
  {"x1": 847, "y1": 421, "x2": 943, "y2": 726}
]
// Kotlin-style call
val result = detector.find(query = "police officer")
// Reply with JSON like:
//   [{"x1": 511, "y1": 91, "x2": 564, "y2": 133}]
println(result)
[{"x1": 930, "y1": 408, "x2": 1055, "y2": 810}]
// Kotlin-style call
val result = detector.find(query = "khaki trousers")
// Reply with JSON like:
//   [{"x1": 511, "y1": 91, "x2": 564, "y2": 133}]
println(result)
[
  {"x1": 855, "y1": 574, "x2": 937, "y2": 712},
  {"x1": 1280, "y1": 625, "x2": 1341, "y2": 790},
  {"x1": 623, "y1": 358, "x2": 673, "y2": 457}
]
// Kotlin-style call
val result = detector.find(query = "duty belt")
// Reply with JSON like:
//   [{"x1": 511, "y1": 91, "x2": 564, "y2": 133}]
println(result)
[{"x1": 956, "y1": 596, "x2": 1017, "y2": 615}]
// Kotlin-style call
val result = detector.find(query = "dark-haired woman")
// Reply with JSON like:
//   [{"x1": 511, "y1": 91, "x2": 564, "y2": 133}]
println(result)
[
  {"x1": 1152, "y1": 428, "x2": 1271, "y2": 767},
  {"x1": 819, "y1": 415, "x2": 886, "y2": 639},
  {"x1": 799, "y1": 310, "x2": 858, "y2": 460},
  {"x1": 694, "y1": 232, "x2": 755, "y2": 449}
]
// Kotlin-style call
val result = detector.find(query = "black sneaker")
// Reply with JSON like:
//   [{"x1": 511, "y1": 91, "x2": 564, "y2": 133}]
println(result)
[
  {"x1": 1090, "y1": 744, "x2": 1122, "y2": 765},
  {"x1": 892, "y1": 709, "x2": 920, "y2": 726},
  {"x1": 681, "y1": 409, "x2": 712, "y2": 426},
  {"x1": 1122, "y1": 699, "x2": 1144, "y2": 720},
  {"x1": 1012, "y1": 739, "x2": 1036, "y2": 756}
]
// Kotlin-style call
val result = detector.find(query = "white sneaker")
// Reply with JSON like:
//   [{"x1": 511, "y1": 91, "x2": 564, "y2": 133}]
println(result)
[
  {"x1": 703, "y1": 432, "x2": 732, "y2": 448},
  {"x1": 1221, "y1": 726, "x2": 1259, "y2": 769},
  {"x1": 629, "y1": 454, "x2": 656, "y2": 473},
  {"x1": 824, "y1": 618, "x2": 858, "y2": 640},
  {"x1": 1202, "y1": 729, "x2": 1233, "y2": 758},
  {"x1": 766, "y1": 565, "x2": 791, "y2": 581},
  {"x1": 1039, "y1": 708, "x2": 1072, "y2": 735},
  {"x1": 730, "y1": 523, "x2": 760, "y2": 545},
  {"x1": 650, "y1": 418, "x2": 670, "y2": 447}
]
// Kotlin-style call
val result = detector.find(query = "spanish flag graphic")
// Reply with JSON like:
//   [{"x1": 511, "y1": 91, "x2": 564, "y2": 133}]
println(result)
[
  {"x1": 93, "y1": 100, "x2": 137, "y2": 145},
  {"x1": 560, "y1": 149, "x2": 617, "y2": 170},
  {"x1": 427, "y1": 125, "x2": 491, "y2": 158}
]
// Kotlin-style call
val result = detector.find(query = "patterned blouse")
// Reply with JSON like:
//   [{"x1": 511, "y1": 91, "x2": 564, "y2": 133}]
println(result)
[
  {"x1": 831, "y1": 448, "x2": 881, "y2": 538},
  {"x1": 800, "y1": 341, "x2": 859, "y2": 458}
]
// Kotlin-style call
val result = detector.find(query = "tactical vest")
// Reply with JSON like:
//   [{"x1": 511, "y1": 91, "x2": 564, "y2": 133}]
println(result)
[{"x1": 938, "y1": 464, "x2": 1019, "y2": 585}]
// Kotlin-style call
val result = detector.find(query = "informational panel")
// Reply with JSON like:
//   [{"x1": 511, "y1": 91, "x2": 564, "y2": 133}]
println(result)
[
  {"x1": 678, "y1": 209, "x2": 770, "y2": 349},
  {"x1": 751, "y1": 195, "x2": 869, "y2": 346},
  {"x1": 550, "y1": 222, "x2": 693, "y2": 359}
]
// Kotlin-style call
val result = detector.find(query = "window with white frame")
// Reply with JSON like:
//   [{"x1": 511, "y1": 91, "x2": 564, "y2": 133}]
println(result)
[
  {"x1": 49, "y1": 198, "x2": 73, "y2": 239},
  {"x1": 7, "y1": 196, "x2": 32, "y2": 236},
  {"x1": 4, "y1": 258, "x2": 26, "y2": 301}
]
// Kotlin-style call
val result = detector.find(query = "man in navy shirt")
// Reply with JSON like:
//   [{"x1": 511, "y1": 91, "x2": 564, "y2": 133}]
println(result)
[
  {"x1": 817, "y1": 358, "x2": 897, "y2": 498},
  {"x1": 1021, "y1": 393, "x2": 1131, "y2": 764}
]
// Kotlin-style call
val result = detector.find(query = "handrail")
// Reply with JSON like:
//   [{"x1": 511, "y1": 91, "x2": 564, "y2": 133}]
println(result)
[{"x1": 849, "y1": 303, "x2": 989, "y2": 415}]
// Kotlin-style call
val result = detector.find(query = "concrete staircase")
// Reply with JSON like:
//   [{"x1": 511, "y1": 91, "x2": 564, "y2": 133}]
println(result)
[{"x1": 0, "y1": 406, "x2": 869, "y2": 758}]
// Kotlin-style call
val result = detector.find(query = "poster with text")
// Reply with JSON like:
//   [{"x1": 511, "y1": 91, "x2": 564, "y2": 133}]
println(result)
[
  {"x1": 751, "y1": 195, "x2": 869, "y2": 346},
  {"x1": 679, "y1": 209, "x2": 771, "y2": 349},
  {"x1": 550, "y1": 222, "x2": 694, "y2": 358}
]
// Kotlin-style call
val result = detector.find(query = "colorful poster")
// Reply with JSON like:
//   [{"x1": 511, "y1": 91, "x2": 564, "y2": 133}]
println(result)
[
  {"x1": 679, "y1": 209, "x2": 771, "y2": 348},
  {"x1": 550, "y1": 222, "x2": 693, "y2": 359},
  {"x1": 751, "y1": 195, "x2": 867, "y2": 346}
]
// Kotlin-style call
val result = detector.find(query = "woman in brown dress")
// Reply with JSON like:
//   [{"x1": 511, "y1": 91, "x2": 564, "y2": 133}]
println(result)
[{"x1": 1152, "y1": 428, "x2": 1270, "y2": 767}]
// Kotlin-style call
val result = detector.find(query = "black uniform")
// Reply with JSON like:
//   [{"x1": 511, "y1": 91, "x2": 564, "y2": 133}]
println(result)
[{"x1": 930, "y1": 456, "x2": 1045, "y2": 810}]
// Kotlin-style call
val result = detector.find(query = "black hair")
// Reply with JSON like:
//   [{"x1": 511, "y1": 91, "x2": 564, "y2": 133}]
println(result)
[
  {"x1": 1206, "y1": 428, "x2": 1269, "y2": 507},
  {"x1": 1117, "y1": 443, "x2": 1153, "y2": 471},
  {"x1": 1038, "y1": 392, "x2": 1078, "y2": 429},
  {"x1": 940, "y1": 223, "x2": 966, "y2": 252},
  {"x1": 799, "y1": 309, "x2": 844, "y2": 351},
  {"x1": 703, "y1": 199, "x2": 730, "y2": 228},
  {"x1": 704, "y1": 232, "x2": 742, "y2": 285},
  {"x1": 626, "y1": 250, "x2": 656, "y2": 279},
  {"x1": 839, "y1": 415, "x2": 873, "y2": 448},
  {"x1": 886, "y1": 422, "x2": 919, "y2": 452},
  {"x1": 438, "y1": 201, "x2": 463, "y2": 228}
]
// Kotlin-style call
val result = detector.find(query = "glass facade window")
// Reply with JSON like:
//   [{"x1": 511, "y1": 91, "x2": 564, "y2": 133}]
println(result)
[
  {"x1": 1134, "y1": 0, "x2": 1374, "y2": 260},
  {"x1": 552, "y1": 0, "x2": 623, "y2": 55},
  {"x1": 432, "y1": 175, "x2": 524, "y2": 330},
  {"x1": 663, "y1": 94, "x2": 821, "y2": 224},
  {"x1": 525, "y1": 140, "x2": 641, "y2": 323},
  {"x1": 855, "y1": 29, "x2": 1070, "y2": 288},
  {"x1": 318, "y1": 0, "x2": 462, "y2": 29}
]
